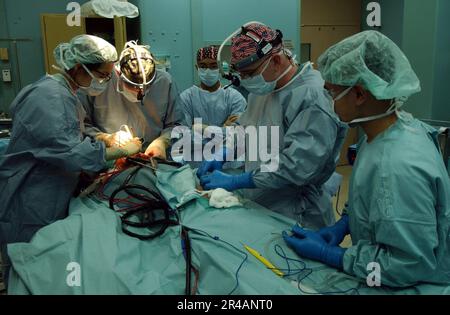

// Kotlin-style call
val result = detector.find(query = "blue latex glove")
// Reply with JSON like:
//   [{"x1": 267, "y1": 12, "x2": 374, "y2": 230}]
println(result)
[
  {"x1": 283, "y1": 226, "x2": 346, "y2": 269},
  {"x1": 200, "y1": 171, "x2": 255, "y2": 191},
  {"x1": 317, "y1": 215, "x2": 350, "y2": 246},
  {"x1": 196, "y1": 148, "x2": 229, "y2": 178}
]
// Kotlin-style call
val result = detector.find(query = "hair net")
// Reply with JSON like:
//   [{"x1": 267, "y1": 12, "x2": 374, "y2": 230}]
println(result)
[
  {"x1": 318, "y1": 30, "x2": 421, "y2": 100},
  {"x1": 54, "y1": 34, "x2": 118, "y2": 70}
]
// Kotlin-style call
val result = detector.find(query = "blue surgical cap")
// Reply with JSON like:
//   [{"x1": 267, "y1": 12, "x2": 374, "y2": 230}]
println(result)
[{"x1": 54, "y1": 34, "x2": 118, "y2": 70}]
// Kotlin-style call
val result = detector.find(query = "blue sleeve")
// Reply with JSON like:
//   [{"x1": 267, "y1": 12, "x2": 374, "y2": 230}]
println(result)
[
  {"x1": 162, "y1": 78, "x2": 183, "y2": 136},
  {"x1": 76, "y1": 90, "x2": 102, "y2": 138},
  {"x1": 177, "y1": 89, "x2": 194, "y2": 128},
  {"x1": 229, "y1": 89, "x2": 247, "y2": 116},
  {"x1": 15, "y1": 87, "x2": 106, "y2": 173},
  {"x1": 252, "y1": 105, "x2": 339, "y2": 189},
  {"x1": 344, "y1": 156, "x2": 448, "y2": 287}
]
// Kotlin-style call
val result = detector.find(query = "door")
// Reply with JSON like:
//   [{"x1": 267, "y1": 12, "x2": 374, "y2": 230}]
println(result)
[{"x1": 41, "y1": 14, "x2": 86, "y2": 75}]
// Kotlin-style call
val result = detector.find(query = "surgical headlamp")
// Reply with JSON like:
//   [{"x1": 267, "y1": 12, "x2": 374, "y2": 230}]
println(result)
[
  {"x1": 117, "y1": 41, "x2": 156, "y2": 101},
  {"x1": 217, "y1": 21, "x2": 283, "y2": 89}
]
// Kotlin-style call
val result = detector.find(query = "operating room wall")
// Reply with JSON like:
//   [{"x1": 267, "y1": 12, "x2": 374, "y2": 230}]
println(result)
[
  {"x1": 431, "y1": 0, "x2": 450, "y2": 122},
  {"x1": 361, "y1": 0, "x2": 404, "y2": 47},
  {"x1": 0, "y1": 0, "x2": 16, "y2": 114},
  {"x1": 130, "y1": 0, "x2": 194, "y2": 92},
  {"x1": 0, "y1": 0, "x2": 89, "y2": 115},
  {"x1": 132, "y1": 0, "x2": 301, "y2": 91},
  {"x1": 402, "y1": 0, "x2": 438, "y2": 121},
  {"x1": 362, "y1": 0, "x2": 449, "y2": 122}
]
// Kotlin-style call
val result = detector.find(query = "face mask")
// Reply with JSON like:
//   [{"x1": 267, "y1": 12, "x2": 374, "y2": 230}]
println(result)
[
  {"x1": 79, "y1": 64, "x2": 109, "y2": 96},
  {"x1": 348, "y1": 98, "x2": 405, "y2": 127},
  {"x1": 198, "y1": 68, "x2": 220, "y2": 87},
  {"x1": 117, "y1": 80, "x2": 141, "y2": 103},
  {"x1": 330, "y1": 85, "x2": 353, "y2": 113},
  {"x1": 331, "y1": 86, "x2": 406, "y2": 126},
  {"x1": 240, "y1": 56, "x2": 293, "y2": 95}
]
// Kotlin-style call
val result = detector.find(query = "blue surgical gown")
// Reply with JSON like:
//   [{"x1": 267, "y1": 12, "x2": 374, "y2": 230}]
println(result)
[
  {"x1": 344, "y1": 112, "x2": 450, "y2": 287},
  {"x1": 0, "y1": 75, "x2": 106, "y2": 260},
  {"x1": 177, "y1": 85, "x2": 247, "y2": 127},
  {"x1": 236, "y1": 63, "x2": 348, "y2": 229},
  {"x1": 79, "y1": 70, "x2": 182, "y2": 147}
]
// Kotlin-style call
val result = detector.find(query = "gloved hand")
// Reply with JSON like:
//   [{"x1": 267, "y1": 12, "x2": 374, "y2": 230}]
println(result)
[
  {"x1": 97, "y1": 131, "x2": 133, "y2": 147},
  {"x1": 145, "y1": 138, "x2": 168, "y2": 160},
  {"x1": 200, "y1": 171, "x2": 255, "y2": 192},
  {"x1": 317, "y1": 215, "x2": 349, "y2": 246},
  {"x1": 122, "y1": 138, "x2": 142, "y2": 156},
  {"x1": 196, "y1": 147, "x2": 230, "y2": 178},
  {"x1": 105, "y1": 138, "x2": 142, "y2": 161},
  {"x1": 283, "y1": 226, "x2": 346, "y2": 269},
  {"x1": 96, "y1": 132, "x2": 115, "y2": 147}
]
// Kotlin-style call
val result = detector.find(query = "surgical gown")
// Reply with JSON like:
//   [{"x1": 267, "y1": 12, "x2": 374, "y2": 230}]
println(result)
[
  {"x1": 0, "y1": 75, "x2": 107, "y2": 269},
  {"x1": 178, "y1": 85, "x2": 247, "y2": 127},
  {"x1": 79, "y1": 70, "x2": 182, "y2": 147},
  {"x1": 236, "y1": 63, "x2": 348, "y2": 230},
  {"x1": 344, "y1": 112, "x2": 450, "y2": 287}
]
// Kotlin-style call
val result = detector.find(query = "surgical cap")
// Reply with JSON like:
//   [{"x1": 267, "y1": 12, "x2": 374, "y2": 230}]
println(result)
[
  {"x1": 119, "y1": 42, "x2": 155, "y2": 84},
  {"x1": 197, "y1": 46, "x2": 218, "y2": 62},
  {"x1": 54, "y1": 34, "x2": 118, "y2": 70},
  {"x1": 231, "y1": 23, "x2": 281, "y2": 67},
  {"x1": 318, "y1": 30, "x2": 421, "y2": 100}
]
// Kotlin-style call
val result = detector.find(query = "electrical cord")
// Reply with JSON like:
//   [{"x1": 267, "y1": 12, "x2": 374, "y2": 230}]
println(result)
[
  {"x1": 106, "y1": 160, "x2": 196, "y2": 295},
  {"x1": 273, "y1": 244, "x2": 359, "y2": 295},
  {"x1": 108, "y1": 165, "x2": 178, "y2": 240},
  {"x1": 335, "y1": 185, "x2": 342, "y2": 217},
  {"x1": 181, "y1": 226, "x2": 193, "y2": 295}
]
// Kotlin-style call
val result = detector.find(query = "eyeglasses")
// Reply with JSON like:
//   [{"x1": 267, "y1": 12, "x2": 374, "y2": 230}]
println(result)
[
  {"x1": 93, "y1": 70, "x2": 112, "y2": 82},
  {"x1": 327, "y1": 86, "x2": 353, "y2": 101},
  {"x1": 82, "y1": 64, "x2": 112, "y2": 83},
  {"x1": 237, "y1": 57, "x2": 271, "y2": 79}
]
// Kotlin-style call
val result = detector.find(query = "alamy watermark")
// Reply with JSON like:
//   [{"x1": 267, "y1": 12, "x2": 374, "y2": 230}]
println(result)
[
  {"x1": 66, "y1": 262, "x2": 81, "y2": 287},
  {"x1": 66, "y1": 1, "x2": 381, "y2": 28},
  {"x1": 366, "y1": 2, "x2": 381, "y2": 27},
  {"x1": 171, "y1": 118, "x2": 280, "y2": 173},
  {"x1": 66, "y1": 2, "x2": 81, "y2": 27},
  {"x1": 366, "y1": 262, "x2": 381, "y2": 287}
]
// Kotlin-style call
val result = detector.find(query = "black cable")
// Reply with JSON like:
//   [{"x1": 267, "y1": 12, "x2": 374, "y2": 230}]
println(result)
[
  {"x1": 181, "y1": 226, "x2": 192, "y2": 295},
  {"x1": 108, "y1": 166, "x2": 178, "y2": 240},
  {"x1": 107, "y1": 162, "x2": 193, "y2": 294},
  {"x1": 335, "y1": 185, "x2": 342, "y2": 217}
]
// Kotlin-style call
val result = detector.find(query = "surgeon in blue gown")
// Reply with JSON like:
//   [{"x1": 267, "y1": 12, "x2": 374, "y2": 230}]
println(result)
[
  {"x1": 283, "y1": 30, "x2": 450, "y2": 288},
  {"x1": 178, "y1": 46, "x2": 247, "y2": 128},
  {"x1": 198, "y1": 23, "x2": 347, "y2": 230},
  {"x1": 0, "y1": 35, "x2": 141, "y2": 288},
  {"x1": 79, "y1": 41, "x2": 181, "y2": 160}
]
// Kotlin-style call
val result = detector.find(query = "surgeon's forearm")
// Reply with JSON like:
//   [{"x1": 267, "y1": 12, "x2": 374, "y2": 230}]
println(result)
[{"x1": 105, "y1": 147, "x2": 127, "y2": 161}]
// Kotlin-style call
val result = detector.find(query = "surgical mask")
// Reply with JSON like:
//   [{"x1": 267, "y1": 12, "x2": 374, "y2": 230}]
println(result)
[
  {"x1": 330, "y1": 85, "x2": 353, "y2": 112},
  {"x1": 348, "y1": 98, "x2": 406, "y2": 126},
  {"x1": 198, "y1": 68, "x2": 220, "y2": 87},
  {"x1": 116, "y1": 79, "x2": 142, "y2": 103},
  {"x1": 240, "y1": 56, "x2": 293, "y2": 95},
  {"x1": 121, "y1": 87, "x2": 140, "y2": 103},
  {"x1": 331, "y1": 86, "x2": 406, "y2": 126},
  {"x1": 72, "y1": 64, "x2": 107, "y2": 96}
]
